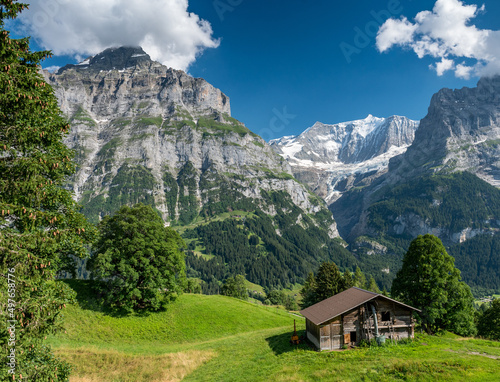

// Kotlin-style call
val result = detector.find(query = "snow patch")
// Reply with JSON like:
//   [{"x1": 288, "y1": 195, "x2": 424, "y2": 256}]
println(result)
[
  {"x1": 280, "y1": 141, "x2": 304, "y2": 159},
  {"x1": 76, "y1": 58, "x2": 90, "y2": 66}
]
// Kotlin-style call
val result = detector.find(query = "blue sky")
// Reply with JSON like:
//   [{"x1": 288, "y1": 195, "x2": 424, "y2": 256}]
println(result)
[{"x1": 10, "y1": 0, "x2": 500, "y2": 140}]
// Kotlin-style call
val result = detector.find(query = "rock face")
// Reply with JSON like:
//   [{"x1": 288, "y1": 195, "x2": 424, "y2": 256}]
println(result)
[
  {"x1": 385, "y1": 76, "x2": 500, "y2": 186},
  {"x1": 333, "y1": 76, "x2": 500, "y2": 242},
  {"x1": 326, "y1": 78, "x2": 500, "y2": 293},
  {"x1": 43, "y1": 46, "x2": 337, "y2": 237},
  {"x1": 270, "y1": 115, "x2": 419, "y2": 203}
]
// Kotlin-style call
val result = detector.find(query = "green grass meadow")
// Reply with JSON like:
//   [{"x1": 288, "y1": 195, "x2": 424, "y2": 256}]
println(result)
[{"x1": 48, "y1": 281, "x2": 500, "y2": 382}]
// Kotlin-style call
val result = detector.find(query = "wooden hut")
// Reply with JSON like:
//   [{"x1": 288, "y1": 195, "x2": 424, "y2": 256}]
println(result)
[{"x1": 300, "y1": 287, "x2": 420, "y2": 351}]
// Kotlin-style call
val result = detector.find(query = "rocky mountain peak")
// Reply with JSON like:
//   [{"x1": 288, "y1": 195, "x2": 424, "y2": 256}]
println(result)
[
  {"x1": 42, "y1": 46, "x2": 338, "y2": 238},
  {"x1": 332, "y1": 75, "x2": 500, "y2": 241},
  {"x1": 271, "y1": 115, "x2": 419, "y2": 204},
  {"x1": 45, "y1": 46, "x2": 231, "y2": 118},
  {"x1": 58, "y1": 46, "x2": 153, "y2": 74},
  {"x1": 385, "y1": 76, "x2": 500, "y2": 186},
  {"x1": 477, "y1": 75, "x2": 500, "y2": 94}
]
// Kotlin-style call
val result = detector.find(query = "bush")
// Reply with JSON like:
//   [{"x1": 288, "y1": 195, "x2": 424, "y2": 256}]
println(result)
[
  {"x1": 477, "y1": 299, "x2": 500, "y2": 340},
  {"x1": 221, "y1": 275, "x2": 248, "y2": 300}
]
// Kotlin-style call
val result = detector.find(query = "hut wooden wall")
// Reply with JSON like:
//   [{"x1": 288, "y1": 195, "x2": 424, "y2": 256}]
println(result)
[
  {"x1": 306, "y1": 319, "x2": 320, "y2": 349},
  {"x1": 318, "y1": 317, "x2": 342, "y2": 350},
  {"x1": 304, "y1": 297, "x2": 415, "y2": 351},
  {"x1": 359, "y1": 298, "x2": 414, "y2": 341}
]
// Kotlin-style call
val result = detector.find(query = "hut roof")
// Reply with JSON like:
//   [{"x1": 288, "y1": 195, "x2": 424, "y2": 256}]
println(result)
[{"x1": 300, "y1": 287, "x2": 420, "y2": 325}]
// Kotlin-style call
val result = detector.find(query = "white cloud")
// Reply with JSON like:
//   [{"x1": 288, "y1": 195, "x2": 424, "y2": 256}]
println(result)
[
  {"x1": 376, "y1": 0, "x2": 500, "y2": 79},
  {"x1": 433, "y1": 58, "x2": 455, "y2": 76},
  {"x1": 15, "y1": 0, "x2": 220, "y2": 71},
  {"x1": 43, "y1": 65, "x2": 61, "y2": 73},
  {"x1": 455, "y1": 63, "x2": 474, "y2": 79},
  {"x1": 376, "y1": 17, "x2": 417, "y2": 52}
]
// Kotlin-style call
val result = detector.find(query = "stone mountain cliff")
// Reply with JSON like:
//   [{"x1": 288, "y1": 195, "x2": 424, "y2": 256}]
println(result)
[
  {"x1": 385, "y1": 76, "x2": 500, "y2": 187},
  {"x1": 328, "y1": 77, "x2": 500, "y2": 293},
  {"x1": 43, "y1": 46, "x2": 337, "y2": 237},
  {"x1": 334, "y1": 75, "x2": 500, "y2": 241}
]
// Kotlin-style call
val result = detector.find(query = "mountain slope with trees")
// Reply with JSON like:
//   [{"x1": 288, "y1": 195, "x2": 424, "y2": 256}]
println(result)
[
  {"x1": 43, "y1": 47, "x2": 369, "y2": 291},
  {"x1": 330, "y1": 77, "x2": 500, "y2": 296}
]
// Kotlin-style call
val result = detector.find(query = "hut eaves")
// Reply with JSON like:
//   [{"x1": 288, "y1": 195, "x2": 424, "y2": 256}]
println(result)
[{"x1": 300, "y1": 287, "x2": 420, "y2": 325}]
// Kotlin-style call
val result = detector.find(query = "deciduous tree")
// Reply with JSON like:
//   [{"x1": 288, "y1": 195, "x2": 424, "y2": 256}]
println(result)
[
  {"x1": 89, "y1": 203, "x2": 186, "y2": 311},
  {"x1": 477, "y1": 299, "x2": 500, "y2": 340},
  {"x1": 221, "y1": 274, "x2": 248, "y2": 300}
]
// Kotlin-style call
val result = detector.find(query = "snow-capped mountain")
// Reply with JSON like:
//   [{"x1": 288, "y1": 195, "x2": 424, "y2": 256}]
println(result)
[{"x1": 270, "y1": 115, "x2": 419, "y2": 204}]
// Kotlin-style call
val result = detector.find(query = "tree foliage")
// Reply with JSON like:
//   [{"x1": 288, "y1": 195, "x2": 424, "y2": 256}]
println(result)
[
  {"x1": 367, "y1": 276, "x2": 381, "y2": 293},
  {"x1": 315, "y1": 262, "x2": 345, "y2": 302},
  {"x1": 89, "y1": 204, "x2": 185, "y2": 312},
  {"x1": 299, "y1": 272, "x2": 317, "y2": 309},
  {"x1": 353, "y1": 266, "x2": 367, "y2": 289},
  {"x1": 300, "y1": 262, "x2": 356, "y2": 308},
  {"x1": 264, "y1": 289, "x2": 298, "y2": 310},
  {"x1": 221, "y1": 274, "x2": 248, "y2": 300},
  {"x1": 477, "y1": 299, "x2": 500, "y2": 341},
  {"x1": 0, "y1": 2, "x2": 95, "y2": 380},
  {"x1": 184, "y1": 278, "x2": 202, "y2": 294},
  {"x1": 391, "y1": 234, "x2": 476, "y2": 336},
  {"x1": 343, "y1": 270, "x2": 354, "y2": 289}
]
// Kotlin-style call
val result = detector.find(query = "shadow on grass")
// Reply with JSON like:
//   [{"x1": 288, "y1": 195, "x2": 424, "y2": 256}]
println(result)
[
  {"x1": 60, "y1": 279, "x2": 163, "y2": 318},
  {"x1": 265, "y1": 330, "x2": 313, "y2": 355}
]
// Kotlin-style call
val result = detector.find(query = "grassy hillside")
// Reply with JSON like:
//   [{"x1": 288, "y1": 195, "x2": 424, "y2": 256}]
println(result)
[
  {"x1": 49, "y1": 281, "x2": 500, "y2": 382},
  {"x1": 50, "y1": 280, "x2": 295, "y2": 350}
]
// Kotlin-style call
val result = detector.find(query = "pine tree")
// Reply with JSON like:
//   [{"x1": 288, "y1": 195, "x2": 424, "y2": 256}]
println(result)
[
  {"x1": 343, "y1": 270, "x2": 354, "y2": 289},
  {"x1": 299, "y1": 271, "x2": 317, "y2": 308},
  {"x1": 367, "y1": 276, "x2": 381, "y2": 293},
  {"x1": 315, "y1": 262, "x2": 345, "y2": 302},
  {"x1": 0, "y1": 2, "x2": 95, "y2": 379},
  {"x1": 353, "y1": 266, "x2": 367, "y2": 289}
]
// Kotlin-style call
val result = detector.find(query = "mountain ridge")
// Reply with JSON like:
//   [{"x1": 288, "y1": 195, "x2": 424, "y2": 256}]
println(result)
[
  {"x1": 328, "y1": 76, "x2": 500, "y2": 295},
  {"x1": 270, "y1": 114, "x2": 419, "y2": 204},
  {"x1": 43, "y1": 46, "x2": 348, "y2": 290}
]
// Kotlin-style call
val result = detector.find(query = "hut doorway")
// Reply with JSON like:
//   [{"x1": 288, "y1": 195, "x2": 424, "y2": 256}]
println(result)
[
  {"x1": 349, "y1": 331, "x2": 357, "y2": 344},
  {"x1": 344, "y1": 331, "x2": 357, "y2": 346}
]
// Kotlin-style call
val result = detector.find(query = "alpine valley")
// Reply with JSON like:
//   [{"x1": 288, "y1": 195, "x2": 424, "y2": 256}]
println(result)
[
  {"x1": 273, "y1": 77, "x2": 500, "y2": 296},
  {"x1": 45, "y1": 47, "x2": 500, "y2": 295},
  {"x1": 43, "y1": 46, "x2": 352, "y2": 292}
]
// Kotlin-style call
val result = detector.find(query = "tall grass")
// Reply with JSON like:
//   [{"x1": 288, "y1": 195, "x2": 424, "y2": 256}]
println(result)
[{"x1": 54, "y1": 348, "x2": 215, "y2": 382}]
